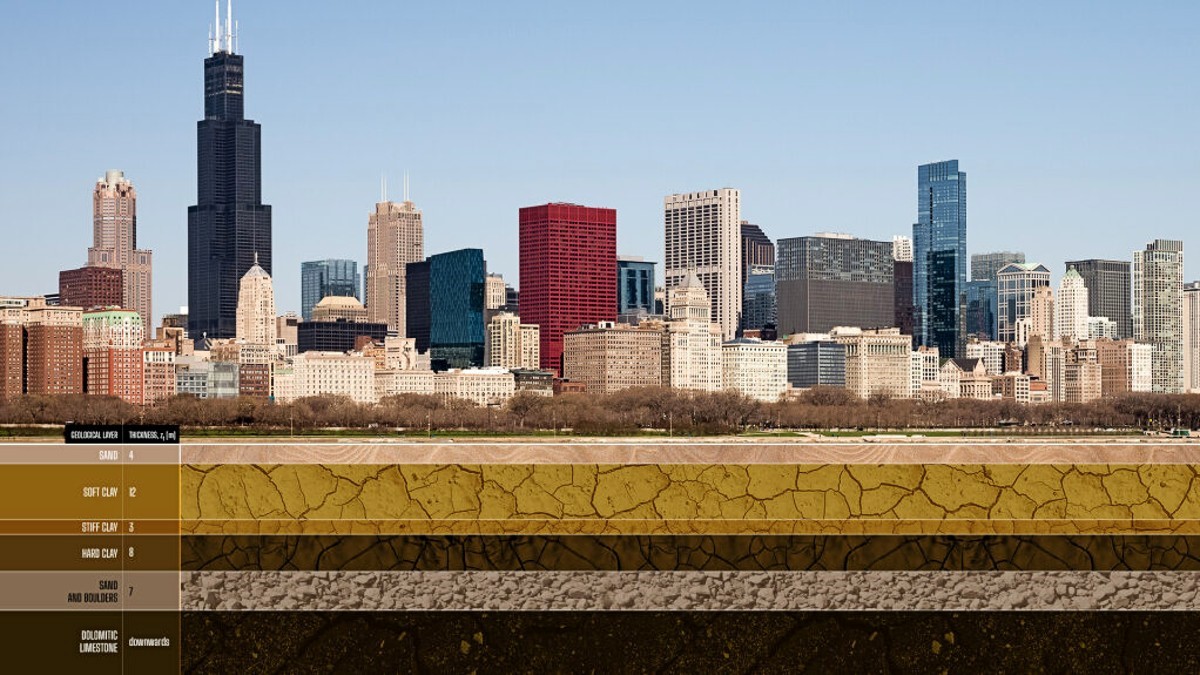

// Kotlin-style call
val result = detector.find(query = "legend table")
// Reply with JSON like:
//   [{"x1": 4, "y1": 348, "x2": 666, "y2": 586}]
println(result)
[{"x1": 0, "y1": 426, "x2": 180, "y2": 673}]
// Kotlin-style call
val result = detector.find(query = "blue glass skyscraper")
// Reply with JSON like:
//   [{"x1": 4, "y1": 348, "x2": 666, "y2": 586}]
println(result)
[
  {"x1": 616, "y1": 257, "x2": 656, "y2": 315},
  {"x1": 422, "y1": 248, "x2": 486, "y2": 370},
  {"x1": 300, "y1": 259, "x2": 361, "y2": 320},
  {"x1": 913, "y1": 160, "x2": 967, "y2": 357}
]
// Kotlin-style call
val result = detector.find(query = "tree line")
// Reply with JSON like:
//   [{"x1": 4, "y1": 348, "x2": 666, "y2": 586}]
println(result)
[{"x1": 2, "y1": 388, "x2": 1200, "y2": 435}]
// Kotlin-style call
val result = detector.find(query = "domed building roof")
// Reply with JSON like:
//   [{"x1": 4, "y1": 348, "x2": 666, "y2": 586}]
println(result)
[
  {"x1": 314, "y1": 295, "x2": 365, "y2": 310},
  {"x1": 678, "y1": 271, "x2": 705, "y2": 289}
]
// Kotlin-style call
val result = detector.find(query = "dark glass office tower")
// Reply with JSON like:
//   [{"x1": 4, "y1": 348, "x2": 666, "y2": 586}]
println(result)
[
  {"x1": 430, "y1": 249, "x2": 486, "y2": 370},
  {"x1": 616, "y1": 258, "x2": 656, "y2": 315},
  {"x1": 913, "y1": 160, "x2": 967, "y2": 357},
  {"x1": 405, "y1": 261, "x2": 432, "y2": 352},
  {"x1": 775, "y1": 235, "x2": 895, "y2": 335},
  {"x1": 1065, "y1": 259, "x2": 1132, "y2": 339},
  {"x1": 187, "y1": 28, "x2": 272, "y2": 340}
]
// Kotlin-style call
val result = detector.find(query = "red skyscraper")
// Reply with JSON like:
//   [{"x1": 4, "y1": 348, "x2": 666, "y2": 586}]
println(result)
[{"x1": 519, "y1": 203, "x2": 617, "y2": 374}]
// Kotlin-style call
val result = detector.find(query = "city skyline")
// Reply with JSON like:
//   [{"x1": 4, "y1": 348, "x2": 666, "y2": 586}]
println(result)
[{"x1": 2, "y1": 2, "x2": 1198, "y2": 323}]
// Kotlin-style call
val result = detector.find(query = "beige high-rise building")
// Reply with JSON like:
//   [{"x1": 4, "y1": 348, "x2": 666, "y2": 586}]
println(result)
[
  {"x1": 141, "y1": 346, "x2": 176, "y2": 405},
  {"x1": 562, "y1": 321, "x2": 663, "y2": 394},
  {"x1": 662, "y1": 273, "x2": 722, "y2": 392},
  {"x1": 831, "y1": 326, "x2": 912, "y2": 399},
  {"x1": 1056, "y1": 267, "x2": 1089, "y2": 342},
  {"x1": 1065, "y1": 338, "x2": 1099, "y2": 401},
  {"x1": 1029, "y1": 285, "x2": 1055, "y2": 342},
  {"x1": 485, "y1": 312, "x2": 540, "y2": 370},
  {"x1": 366, "y1": 198, "x2": 423, "y2": 334},
  {"x1": 664, "y1": 189, "x2": 742, "y2": 339},
  {"x1": 1133, "y1": 239, "x2": 1185, "y2": 393},
  {"x1": 87, "y1": 170, "x2": 152, "y2": 335},
  {"x1": 235, "y1": 255, "x2": 277, "y2": 346},
  {"x1": 485, "y1": 274, "x2": 507, "y2": 311},
  {"x1": 1185, "y1": 281, "x2": 1200, "y2": 393},
  {"x1": 1096, "y1": 338, "x2": 1153, "y2": 396}
]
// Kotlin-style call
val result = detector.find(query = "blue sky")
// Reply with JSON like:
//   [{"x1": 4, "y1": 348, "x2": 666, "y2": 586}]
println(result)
[{"x1": 1, "y1": 1, "x2": 1197, "y2": 322}]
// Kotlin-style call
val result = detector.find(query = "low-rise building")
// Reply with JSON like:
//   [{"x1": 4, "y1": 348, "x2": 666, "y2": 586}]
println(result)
[
  {"x1": 375, "y1": 369, "x2": 437, "y2": 400},
  {"x1": 210, "y1": 341, "x2": 276, "y2": 399},
  {"x1": 175, "y1": 358, "x2": 239, "y2": 399},
  {"x1": 992, "y1": 371, "x2": 1031, "y2": 404},
  {"x1": 831, "y1": 327, "x2": 911, "y2": 399},
  {"x1": 512, "y1": 369, "x2": 554, "y2": 396},
  {"x1": 939, "y1": 358, "x2": 992, "y2": 400},
  {"x1": 722, "y1": 338, "x2": 787, "y2": 402},
  {"x1": 434, "y1": 368, "x2": 516, "y2": 406},
  {"x1": 786, "y1": 339, "x2": 845, "y2": 390},
  {"x1": 562, "y1": 321, "x2": 663, "y2": 394},
  {"x1": 290, "y1": 352, "x2": 376, "y2": 403}
]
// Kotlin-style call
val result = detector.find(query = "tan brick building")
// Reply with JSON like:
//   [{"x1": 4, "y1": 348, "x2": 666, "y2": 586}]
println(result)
[
  {"x1": 562, "y1": 322, "x2": 663, "y2": 394},
  {"x1": 366, "y1": 198, "x2": 423, "y2": 333},
  {"x1": 831, "y1": 326, "x2": 912, "y2": 399}
]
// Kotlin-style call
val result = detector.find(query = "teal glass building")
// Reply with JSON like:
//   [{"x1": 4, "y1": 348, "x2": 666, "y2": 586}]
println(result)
[{"x1": 913, "y1": 160, "x2": 967, "y2": 357}]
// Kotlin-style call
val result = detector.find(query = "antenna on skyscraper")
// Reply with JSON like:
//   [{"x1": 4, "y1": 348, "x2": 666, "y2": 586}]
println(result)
[
  {"x1": 226, "y1": 0, "x2": 234, "y2": 53},
  {"x1": 403, "y1": 171, "x2": 410, "y2": 202},
  {"x1": 212, "y1": 0, "x2": 220, "y2": 54}
]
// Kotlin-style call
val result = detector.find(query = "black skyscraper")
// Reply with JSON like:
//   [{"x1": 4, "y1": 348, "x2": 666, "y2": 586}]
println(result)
[{"x1": 188, "y1": 12, "x2": 271, "y2": 341}]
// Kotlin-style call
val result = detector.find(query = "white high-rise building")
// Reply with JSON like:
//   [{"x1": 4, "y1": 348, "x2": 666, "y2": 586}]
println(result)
[
  {"x1": 965, "y1": 340, "x2": 1006, "y2": 375},
  {"x1": 485, "y1": 274, "x2": 507, "y2": 311},
  {"x1": 235, "y1": 255, "x2": 276, "y2": 346},
  {"x1": 1087, "y1": 316, "x2": 1117, "y2": 340},
  {"x1": 663, "y1": 273, "x2": 722, "y2": 392},
  {"x1": 485, "y1": 312, "x2": 540, "y2": 370},
  {"x1": 1133, "y1": 239, "x2": 1185, "y2": 393},
  {"x1": 1185, "y1": 281, "x2": 1200, "y2": 393},
  {"x1": 892, "y1": 235, "x2": 913, "y2": 262},
  {"x1": 1055, "y1": 267, "x2": 1089, "y2": 342},
  {"x1": 664, "y1": 189, "x2": 742, "y2": 339},
  {"x1": 910, "y1": 346, "x2": 941, "y2": 398}
]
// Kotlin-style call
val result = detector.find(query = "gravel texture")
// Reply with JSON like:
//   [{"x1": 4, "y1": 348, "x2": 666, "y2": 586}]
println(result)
[{"x1": 183, "y1": 570, "x2": 1200, "y2": 611}]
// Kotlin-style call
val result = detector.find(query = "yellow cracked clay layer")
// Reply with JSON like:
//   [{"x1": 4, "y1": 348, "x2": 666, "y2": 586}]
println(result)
[
  {"x1": 180, "y1": 518, "x2": 1200, "y2": 536},
  {"x1": 181, "y1": 463, "x2": 1200, "y2": 536}
]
